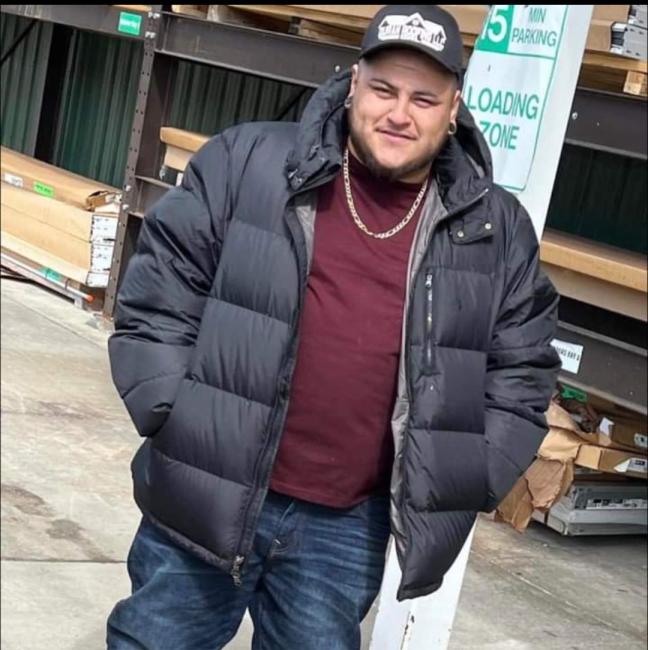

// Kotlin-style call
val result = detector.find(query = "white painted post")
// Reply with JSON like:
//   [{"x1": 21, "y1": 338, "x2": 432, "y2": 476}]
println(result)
[{"x1": 369, "y1": 525, "x2": 476, "y2": 650}]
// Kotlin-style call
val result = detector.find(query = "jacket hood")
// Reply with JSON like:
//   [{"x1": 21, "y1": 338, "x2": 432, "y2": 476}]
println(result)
[{"x1": 285, "y1": 69, "x2": 493, "y2": 207}]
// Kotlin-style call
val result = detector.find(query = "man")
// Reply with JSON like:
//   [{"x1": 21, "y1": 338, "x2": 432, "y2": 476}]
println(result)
[{"x1": 107, "y1": 5, "x2": 560, "y2": 649}]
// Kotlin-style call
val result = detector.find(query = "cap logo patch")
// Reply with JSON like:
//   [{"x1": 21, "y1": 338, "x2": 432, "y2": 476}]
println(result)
[{"x1": 378, "y1": 12, "x2": 447, "y2": 52}]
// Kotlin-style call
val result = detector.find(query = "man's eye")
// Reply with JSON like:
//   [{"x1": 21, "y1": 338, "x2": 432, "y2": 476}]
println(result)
[{"x1": 373, "y1": 87, "x2": 392, "y2": 97}]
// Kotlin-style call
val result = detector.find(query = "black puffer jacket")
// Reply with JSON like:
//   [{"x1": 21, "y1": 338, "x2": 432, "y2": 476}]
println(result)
[{"x1": 109, "y1": 69, "x2": 560, "y2": 600}]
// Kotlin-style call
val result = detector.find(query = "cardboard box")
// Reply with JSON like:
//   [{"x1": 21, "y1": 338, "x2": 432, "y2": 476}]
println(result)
[
  {"x1": 597, "y1": 416, "x2": 648, "y2": 453},
  {"x1": 592, "y1": 5, "x2": 630, "y2": 23},
  {"x1": 1, "y1": 147, "x2": 119, "y2": 210},
  {"x1": 1, "y1": 232, "x2": 109, "y2": 288},
  {"x1": 587, "y1": 395, "x2": 648, "y2": 453},
  {"x1": 495, "y1": 425, "x2": 582, "y2": 532},
  {"x1": 576, "y1": 445, "x2": 647, "y2": 479},
  {"x1": 496, "y1": 401, "x2": 647, "y2": 532},
  {"x1": 2, "y1": 205, "x2": 113, "y2": 272},
  {"x1": 1, "y1": 184, "x2": 117, "y2": 242},
  {"x1": 586, "y1": 19, "x2": 613, "y2": 53},
  {"x1": 550, "y1": 398, "x2": 648, "y2": 454}
]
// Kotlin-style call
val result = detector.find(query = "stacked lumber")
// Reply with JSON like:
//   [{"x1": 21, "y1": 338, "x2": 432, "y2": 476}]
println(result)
[
  {"x1": 1, "y1": 147, "x2": 121, "y2": 305},
  {"x1": 540, "y1": 230, "x2": 648, "y2": 322},
  {"x1": 206, "y1": 5, "x2": 647, "y2": 97}
]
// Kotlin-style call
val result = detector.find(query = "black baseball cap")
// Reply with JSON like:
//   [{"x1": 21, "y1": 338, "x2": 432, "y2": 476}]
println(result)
[{"x1": 360, "y1": 5, "x2": 464, "y2": 81}]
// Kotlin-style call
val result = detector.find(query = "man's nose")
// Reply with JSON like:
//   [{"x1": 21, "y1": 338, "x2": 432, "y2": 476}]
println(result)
[{"x1": 387, "y1": 97, "x2": 412, "y2": 128}]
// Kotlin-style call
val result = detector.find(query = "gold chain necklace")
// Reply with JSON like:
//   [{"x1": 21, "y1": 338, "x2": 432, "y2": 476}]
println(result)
[{"x1": 343, "y1": 147, "x2": 429, "y2": 240}]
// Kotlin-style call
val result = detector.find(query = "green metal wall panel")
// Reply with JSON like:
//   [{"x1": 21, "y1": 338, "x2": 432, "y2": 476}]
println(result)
[
  {"x1": 51, "y1": 30, "x2": 143, "y2": 188},
  {"x1": 546, "y1": 144, "x2": 647, "y2": 255},
  {"x1": 168, "y1": 61, "x2": 314, "y2": 136},
  {"x1": 1, "y1": 14, "x2": 52, "y2": 154}
]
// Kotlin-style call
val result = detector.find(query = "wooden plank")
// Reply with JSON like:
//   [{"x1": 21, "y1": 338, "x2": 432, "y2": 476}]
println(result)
[
  {"x1": 297, "y1": 18, "x2": 363, "y2": 46},
  {"x1": 1, "y1": 184, "x2": 117, "y2": 242},
  {"x1": 540, "y1": 230, "x2": 647, "y2": 292},
  {"x1": 227, "y1": 5, "x2": 373, "y2": 31},
  {"x1": 542, "y1": 263, "x2": 647, "y2": 322},
  {"x1": 159, "y1": 127, "x2": 210, "y2": 152},
  {"x1": 1, "y1": 233, "x2": 100, "y2": 287},
  {"x1": 171, "y1": 5, "x2": 209, "y2": 18},
  {"x1": 208, "y1": 5, "x2": 292, "y2": 31},
  {"x1": 1, "y1": 246, "x2": 106, "y2": 304},
  {"x1": 2, "y1": 205, "x2": 113, "y2": 271},
  {"x1": 581, "y1": 52, "x2": 647, "y2": 73},
  {"x1": 163, "y1": 145, "x2": 193, "y2": 172},
  {"x1": 228, "y1": 4, "x2": 488, "y2": 35},
  {"x1": 624, "y1": 70, "x2": 648, "y2": 97},
  {"x1": 112, "y1": 5, "x2": 151, "y2": 12},
  {"x1": 1, "y1": 147, "x2": 119, "y2": 209}
]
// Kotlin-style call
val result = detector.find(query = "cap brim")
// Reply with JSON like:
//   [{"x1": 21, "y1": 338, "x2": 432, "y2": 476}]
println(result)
[{"x1": 360, "y1": 42, "x2": 460, "y2": 78}]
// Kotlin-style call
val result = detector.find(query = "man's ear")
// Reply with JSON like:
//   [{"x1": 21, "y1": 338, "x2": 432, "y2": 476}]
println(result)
[
  {"x1": 349, "y1": 63, "x2": 360, "y2": 99},
  {"x1": 450, "y1": 88, "x2": 461, "y2": 124}
]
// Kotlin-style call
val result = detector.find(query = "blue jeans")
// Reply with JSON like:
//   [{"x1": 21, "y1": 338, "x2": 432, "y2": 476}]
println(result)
[{"x1": 107, "y1": 491, "x2": 391, "y2": 650}]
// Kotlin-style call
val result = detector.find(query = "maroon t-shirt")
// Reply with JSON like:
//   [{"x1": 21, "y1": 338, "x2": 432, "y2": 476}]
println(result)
[{"x1": 269, "y1": 152, "x2": 426, "y2": 508}]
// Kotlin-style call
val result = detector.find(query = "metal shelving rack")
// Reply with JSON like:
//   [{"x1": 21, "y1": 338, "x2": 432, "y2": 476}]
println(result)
[
  {"x1": 1, "y1": 5, "x2": 646, "y2": 416},
  {"x1": 1, "y1": 4, "x2": 150, "y2": 39}
]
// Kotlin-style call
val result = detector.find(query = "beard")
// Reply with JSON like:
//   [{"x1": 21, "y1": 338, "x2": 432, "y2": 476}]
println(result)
[{"x1": 347, "y1": 104, "x2": 448, "y2": 183}]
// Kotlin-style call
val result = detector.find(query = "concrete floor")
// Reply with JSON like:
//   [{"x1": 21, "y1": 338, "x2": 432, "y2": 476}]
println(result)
[{"x1": 1, "y1": 278, "x2": 646, "y2": 650}]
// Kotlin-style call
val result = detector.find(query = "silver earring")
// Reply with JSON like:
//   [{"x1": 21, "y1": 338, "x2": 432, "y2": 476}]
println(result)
[
  {"x1": 448, "y1": 122, "x2": 457, "y2": 136},
  {"x1": 344, "y1": 96, "x2": 353, "y2": 109}
]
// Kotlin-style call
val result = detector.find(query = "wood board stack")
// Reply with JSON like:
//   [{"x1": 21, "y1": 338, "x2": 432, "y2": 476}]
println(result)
[
  {"x1": 539, "y1": 230, "x2": 648, "y2": 322},
  {"x1": 196, "y1": 5, "x2": 647, "y2": 97},
  {"x1": 1, "y1": 148, "x2": 121, "y2": 307}
]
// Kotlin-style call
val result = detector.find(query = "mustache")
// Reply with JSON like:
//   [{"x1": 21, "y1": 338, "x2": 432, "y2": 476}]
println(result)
[{"x1": 347, "y1": 106, "x2": 445, "y2": 182}]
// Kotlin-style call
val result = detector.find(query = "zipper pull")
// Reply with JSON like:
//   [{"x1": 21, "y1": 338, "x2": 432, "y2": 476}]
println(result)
[{"x1": 231, "y1": 555, "x2": 245, "y2": 587}]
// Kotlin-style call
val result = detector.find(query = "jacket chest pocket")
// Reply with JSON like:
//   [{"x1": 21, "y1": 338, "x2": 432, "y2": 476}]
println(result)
[{"x1": 449, "y1": 217, "x2": 495, "y2": 245}]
